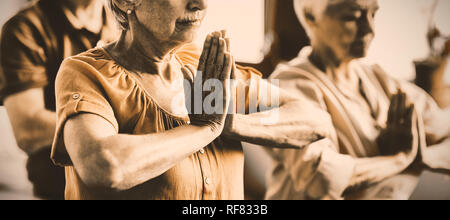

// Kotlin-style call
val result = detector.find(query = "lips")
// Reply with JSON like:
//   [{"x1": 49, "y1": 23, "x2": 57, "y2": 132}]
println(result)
[
  {"x1": 176, "y1": 19, "x2": 202, "y2": 26},
  {"x1": 176, "y1": 12, "x2": 203, "y2": 27}
]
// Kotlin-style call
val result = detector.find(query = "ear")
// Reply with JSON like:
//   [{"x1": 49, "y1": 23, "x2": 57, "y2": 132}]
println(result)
[
  {"x1": 304, "y1": 9, "x2": 316, "y2": 24},
  {"x1": 304, "y1": 9, "x2": 319, "y2": 33},
  {"x1": 112, "y1": 0, "x2": 136, "y2": 13}
]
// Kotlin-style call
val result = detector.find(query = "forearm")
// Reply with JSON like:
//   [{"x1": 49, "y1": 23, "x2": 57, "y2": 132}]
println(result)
[
  {"x1": 347, "y1": 153, "x2": 410, "y2": 191},
  {"x1": 226, "y1": 100, "x2": 334, "y2": 149},
  {"x1": 86, "y1": 124, "x2": 217, "y2": 191},
  {"x1": 8, "y1": 108, "x2": 56, "y2": 154},
  {"x1": 30, "y1": 109, "x2": 56, "y2": 150},
  {"x1": 4, "y1": 88, "x2": 56, "y2": 155},
  {"x1": 422, "y1": 138, "x2": 450, "y2": 171}
]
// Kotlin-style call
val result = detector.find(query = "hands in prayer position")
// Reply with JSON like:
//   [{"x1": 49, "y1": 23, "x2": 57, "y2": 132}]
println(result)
[
  {"x1": 182, "y1": 31, "x2": 234, "y2": 135},
  {"x1": 377, "y1": 90, "x2": 417, "y2": 158}
]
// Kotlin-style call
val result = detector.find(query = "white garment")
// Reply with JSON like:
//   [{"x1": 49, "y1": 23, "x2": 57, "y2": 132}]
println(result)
[{"x1": 265, "y1": 47, "x2": 450, "y2": 200}]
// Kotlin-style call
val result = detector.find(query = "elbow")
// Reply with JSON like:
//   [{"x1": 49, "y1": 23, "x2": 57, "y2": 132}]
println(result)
[
  {"x1": 75, "y1": 143, "x2": 130, "y2": 192},
  {"x1": 83, "y1": 173, "x2": 129, "y2": 194},
  {"x1": 15, "y1": 132, "x2": 46, "y2": 155},
  {"x1": 78, "y1": 158, "x2": 129, "y2": 193},
  {"x1": 15, "y1": 135, "x2": 34, "y2": 154}
]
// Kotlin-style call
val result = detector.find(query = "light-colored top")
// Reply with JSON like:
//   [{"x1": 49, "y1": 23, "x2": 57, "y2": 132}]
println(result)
[
  {"x1": 266, "y1": 47, "x2": 450, "y2": 200},
  {"x1": 51, "y1": 44, "x2": 262, "y2": 200}
]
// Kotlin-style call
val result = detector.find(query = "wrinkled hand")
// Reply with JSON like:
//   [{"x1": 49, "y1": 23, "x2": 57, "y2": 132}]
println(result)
[
  {"x1": 182, "y1": 31, "x2": 233, "y2": 134},
  {"x1": 377, "y1": 91, "x2": 417, "y2": 156},
  {"x1": 221, "y1": 32, "x2": 239, "y2": 138}
]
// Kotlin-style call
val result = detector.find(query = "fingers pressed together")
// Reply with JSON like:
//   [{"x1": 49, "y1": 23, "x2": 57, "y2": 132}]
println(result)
[
  {"x1": 198, "y1": 30, "x2": 233, "y2": 81},
  {"x1": 387, "y1": 90, "x2": 415, "y2": 127}
]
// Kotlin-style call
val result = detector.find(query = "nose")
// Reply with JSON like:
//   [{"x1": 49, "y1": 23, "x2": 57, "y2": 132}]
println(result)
[
  {"x1": 358, "y1": 12, "x2": 375, "y2": 37},
  {"x1": 188, "y1": 0, "x2": 208, "y2": 11}
]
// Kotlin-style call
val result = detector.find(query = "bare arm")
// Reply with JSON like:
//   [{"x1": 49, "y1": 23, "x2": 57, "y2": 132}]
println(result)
[
  {"x1": 345, "y1": 153, "x2": 413, "y2": 193},
  {"x1": 263, "y1": 91, "x2": 418, "y2": 199},
  {"x1": 421, "y1": 107, "x2": 450, "y2": 172},
  {"x1": 63, "y1": 32, "x2": 233, "y2": 192},
  {"x1": 346, "y1": 92, "x2": 419, "y2": 194},
  {"x1": 4, "y1": 88, "x2": 56, "y2": 155},
  {"x1": 304, "y1": 142, "x2": 415, "y2": 199},
  {"x1": 422, "y1": 138, "x2": 450, "y2": 173},
  {"x1": 224, "y1": 80, "x2": 414, "y2": 194},
  {"x1": 223, "y1": 78, "x2": 335, "y2": 149},
  {"x1": 64, "y1": 113, "x2": 219, "y2": 192}
]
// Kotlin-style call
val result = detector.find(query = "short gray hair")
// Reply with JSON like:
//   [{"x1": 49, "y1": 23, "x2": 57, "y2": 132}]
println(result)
[
  {"x1": 293, "y1": 0, "x2": 331, "y2": 38},
  {"x1": 107, "y1": 0, "x2": 140, "y2": 30}
]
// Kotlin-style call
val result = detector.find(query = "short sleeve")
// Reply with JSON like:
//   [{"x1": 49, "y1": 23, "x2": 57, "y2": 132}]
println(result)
[
  {"x1": 51, "y1": 57, "x2": 119, "y2": 166},
  {"x1": 233, "y1": 65, "x2": 262, "y2": 114},
  {"x1": 0, "y1": 14, "x2": 48, "y2": 104}
]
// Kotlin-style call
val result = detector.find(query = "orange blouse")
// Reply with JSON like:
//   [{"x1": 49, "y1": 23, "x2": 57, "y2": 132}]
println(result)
[{"x1": 51, "y1": 43, "x2": 262, "y2": 200}]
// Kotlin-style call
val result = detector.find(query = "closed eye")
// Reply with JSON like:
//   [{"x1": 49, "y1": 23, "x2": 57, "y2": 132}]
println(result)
[
  {"x1": 341, "y1": 11, "x2": 362, "y2": 21},
  {"x1": 342, "y1": 15, "x2": 359, "y2": 21}
]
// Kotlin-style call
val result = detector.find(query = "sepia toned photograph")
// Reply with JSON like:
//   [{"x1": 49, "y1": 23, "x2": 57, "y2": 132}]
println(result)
[{"x1": 0, "y1": 0, "x2": 449, "y2": 206}]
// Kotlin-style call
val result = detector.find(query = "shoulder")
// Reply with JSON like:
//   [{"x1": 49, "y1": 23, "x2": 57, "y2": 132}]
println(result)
[
  {"x1": 64, "y1": 48, "x2": 113, "y2": 68},
  {"x1": 359, "y1": 62, "x2": 437, "y2": 112},
  {"x1": 270, "y1": 54, "x2": 314, "y2": 80},
  {"x1": 56, "y1": 48, "x2": 120, "y2": 88},
  {"x1": 269, "y1": 57, "x2": 327, "y2": 106},
  {"x1": 269, "y1": 46, "x2": 318, "y2": 81},
  {"x1": 270, "y1": 58, "x2": 320, "y2": 90},
  {"x1": 353, "y1": 61, "x2": 405, "y2": 92},
  {"x1": 360, "y1": 62, "x2": 417, "y2": 95}
]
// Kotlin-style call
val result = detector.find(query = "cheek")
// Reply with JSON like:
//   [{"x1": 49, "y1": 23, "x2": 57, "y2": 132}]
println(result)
[
  {"x1": 319, "y1": 21, "x2": 357, "y2": 45},
  {"x1": 137, "y1": 2, "x2": 178, "y2": 38},
  {"x1": 336, "y1": 23, "x2": 358, "y2": 43},
  {"x1": 141, "y1": 13, "x2": 177, "y2": 39}
]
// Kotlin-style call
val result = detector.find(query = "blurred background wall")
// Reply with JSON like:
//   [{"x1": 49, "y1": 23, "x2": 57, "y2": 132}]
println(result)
[
  {"x1": 0, "y1": 0, "x2": 448, "y2": 200},
  {"x1": 366, "y1": 0, "x2": 450, "y2": 82}
]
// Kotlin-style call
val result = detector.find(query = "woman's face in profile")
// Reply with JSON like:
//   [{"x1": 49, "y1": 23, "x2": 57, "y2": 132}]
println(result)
[{"x1": 134, "y1": 0, "x2": 207, "y2": 45}]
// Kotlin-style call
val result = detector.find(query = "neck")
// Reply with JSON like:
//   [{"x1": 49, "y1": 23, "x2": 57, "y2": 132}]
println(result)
[
  {"x1": 309, "y1": 46, "x2": 353, "y2": 81},
  {"x1": 108, "y1": 30, "x2": 182, "y2": 80}
]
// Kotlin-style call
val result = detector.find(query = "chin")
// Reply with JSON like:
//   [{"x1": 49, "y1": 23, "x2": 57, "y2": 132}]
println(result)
[
  {"x1": 175, "y1": 29, "x2": 198, "y2": 44},
  {"x1": 349, "y1": 46, "x2": 369, "y2": 59},
  {"x1": 350, "y1": 51, "x2": 367, "y2": 59}
]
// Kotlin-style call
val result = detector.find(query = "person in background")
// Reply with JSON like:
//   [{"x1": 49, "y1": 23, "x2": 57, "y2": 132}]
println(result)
[
  {"x1": 265, "y1": 0, "x2": 450, "y2": 200},
  {"x1": 0, "y1": 0, "x2": 118, "y2": 200},
  {"x1": 415, "y1": 20, "x2": 450, "y2": 108}
]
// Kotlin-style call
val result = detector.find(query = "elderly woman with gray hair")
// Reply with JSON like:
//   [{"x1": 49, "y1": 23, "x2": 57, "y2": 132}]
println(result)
[
  {"x1": 265, "y1": 0, "x2": 450, "y2": 200},
  {"x1": 50, "y1": 0, "x2": 333, "y2": 200}
]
